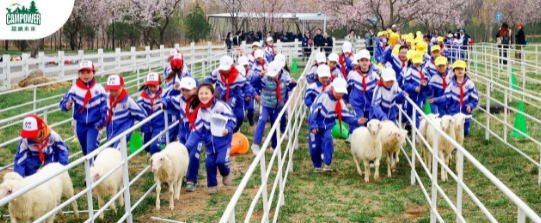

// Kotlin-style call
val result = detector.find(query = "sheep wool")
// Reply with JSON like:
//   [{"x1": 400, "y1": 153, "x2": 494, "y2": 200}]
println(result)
[
  {"x1": 89, "y1": 148, "x2": 124, "y2": 219},
  {"x1": 418, "y1": 114, "x2": 439, "y2": 171},
  {"x1": 379, "y1": 121, "x2": 408, "y2": 178},
  {"x1": 350, "y1": 119, "x2": 383, "y2": 183},
  {"x1": 150, "y1": 142, "x2": 189, "y2": 211},
  {"x1": 426, "y1": 115, "x2": 456, "y2": 182}
]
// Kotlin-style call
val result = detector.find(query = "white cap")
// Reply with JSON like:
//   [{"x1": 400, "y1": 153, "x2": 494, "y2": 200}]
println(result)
[
  {"x1": 352, "y1": 59, "x2": 359, "y2": 65},
  {"x1": 169, "y1": 49, "x2": 177, "y2": 56},
  {"x1": 252, "y1": 42, "x2": 261, "y2": 47},
  {"x1": 266, "y1": 61, "x2": 282, "y2": 78},
  {"x1": 236, "y1": 65, "x2": 247, "y2": 76},
  {"x1": 219, "y1": 56, "x2": 234, "y2": 71},
  {"x1": 342, "y1": 42, "x2": 352, "y2": 53},
  {"x1": 332, "y1": 78, "x2": 348, "y2": 93},
  {"x1": 173, "y1": 53, "x2": 183, "y2": 60},
  {"x1": 21, "y1": 115, "x2": 43, "y2": 138},
  {"x1": 238, "y1": 56, "x2": 249, "y2": 66},
  {"x1": 105, "y1": 74, "x2": 124, "y2": 91},
  {"x1": 275, "y1": 54, "x2": 286, "y2": 68},
  {"x1": 315, "y1": 52, "x2": 327, "y2": 63},
  {"x1": 392, "y1": 24, "x2": 397, "y2": 28},
  {"x1": 358, "y1": 49, "x2": 371, "y2": 60},
  {"x1": 254, "y1": 49, "x2": 265, "y2": 59},
  {"x1": 210, "y1": 114, "x2": 228, "y2": 137},
  {"x1": 266, "y1": 37, "x2": 274, "y2": 42},
  {"x1": 327, "y1": 53, "x2": 339, "y2": 62},
  {"x1": 316, "y1": 65, "x2": 331, "y2": 78},
  {"x1": 78, "y1": 60, "x2": 95, "y2": 72},
  {"x1": 381, "y1": 68, "x2": 397, "y2": 82},
  {"x1": 179, "y1": 77, "x2": 197, "y2": 90},
  {"x1": 145, "y1": 72, "x2": 161, "y2": 86}
]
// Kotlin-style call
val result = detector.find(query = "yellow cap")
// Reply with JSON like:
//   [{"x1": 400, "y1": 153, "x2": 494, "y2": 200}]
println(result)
[
  {"x1": 392, "y1": 44, "x2": 401, "y2": 55},
  {"x1": 380, "y1": 31, "x2": 388, "y2": 36},
  {"x1": 377, "y1": 32, "x2": 382, "y2": 37},
  {"x1": 437, "y1": 36, "x2": 444, "y2": 42},
  {"x1": 406, "y1": 36, "x2": 414, "y2": 43},
  {"x1": 416, "y1": 41, "x2": 428, "y2": 53},
  {"x1": 406, "y1": 50, "x2": 416, "y2": 60},
  {"x1": 388, "y1": 33, "x2": 400, "y2": 45},
  {"x1": 408, "y1": 33, "x2": 414, "y2": 38},
  {"x1": 412, "y1": 53, "x2": 424, "y2": 64},
  {"x1": 416, "y1": 31, "x2": 422, "y2": 36},
  {"x1": 435, "y1": 56, "x2": 448, "y2": 66},
  {"x1": 452, "y1": 60, "x2": 467, "y2": 69},
  {"x1": 431, "y1": 45, "x2": 441, "y2": 53}
]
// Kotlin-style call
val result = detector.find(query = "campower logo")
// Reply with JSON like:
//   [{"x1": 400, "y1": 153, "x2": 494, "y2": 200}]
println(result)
[{"x1": 6, "y1": 1, "x2": 41, "y2": 32}]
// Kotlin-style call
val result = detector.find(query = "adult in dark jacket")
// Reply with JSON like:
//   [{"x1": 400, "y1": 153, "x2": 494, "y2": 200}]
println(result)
[
  {"x1": 225, "y1": 32, "x2": 233, "y2": 53},
  {"x1": 313, "y1": 29, "x2": 326, "y2": 49},
  {"x1": 496, "y1": 23, "x2": 512, "y2": 65},
  {"x1": 515, "y1": 23, "x2": 526, "y2": 60},
  {"x1": 365, "y1": 30, "x2": 376, "y2": 56},
  {"x1": 324, "y1": 32, "x2": 333, "y2": 56},
  {"x1": 301, "y1": 31, "x2": 312, "y2": 61}
]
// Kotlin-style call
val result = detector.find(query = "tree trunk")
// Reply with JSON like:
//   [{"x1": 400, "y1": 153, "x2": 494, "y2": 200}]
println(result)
[
  {"x1": 70, "y1": 32, "x2": 77, "y2": 50},
  {"x1": 4, "y1": 40, "x2": 7, "y2": 51}
]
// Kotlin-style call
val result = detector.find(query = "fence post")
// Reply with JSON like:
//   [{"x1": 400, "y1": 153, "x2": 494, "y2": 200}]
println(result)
[
  {"x1": 507, "y1": 46, "x2": 513, "y2": 102},
  {"x1": 164, "y1": 110, "x2": 170, "y2": 144},
  {"x1": 115, "y1": 48, "x2": 121, "y2": 74},
  {"x1": 145, "y1": 46, "x2": 151, "y2": 74},
  {"x1": 98, "y1": 48, "x2": 104, "y2": 73},
  {"x1": 160, "y1": 45, "x2": 165, "y2": 68},
  {"x1": 430, "y1": 129, "x2": 439, "y2": 223},
  {"x1": 33, "y1": 87, "x2": 37, "y2": 110},
  {"x1": 504, "y1": 88, "x2": 508, "y2": 142},
  {"x1": 84, "y1": 159, "x2": 95, "y2": 222},
  {"x1": 120, "y1": 136, "x2": 134, "y2": 223},
  {"x1": 518, "y1": 208, "x2": 526, "y2": 223},
  {"x1": 38, "y1": 52, "x2": 44, "y2": 71},
  {"x1": 228, "y1": 211, "x2": 235, "y2": 223},
  {"x1": 43, "y1": 108, "x2": 48, "y2": 123},
  {"x1": 190, "y1": 42, "x2": 195, "y2": 72},
  {"x1": 456, "y1": 149, "x2": 464, "y2": 223},
  {"x1": 259, "y1": 151, "x2": 270, "y2": 223},
  {"x1": 4, "y1": 54, "x2": 11, "y2": 89},
  {"x1": 78, "y1": 50, "x2": 84, "y2": 66},
  {"x1": 58, "y1": 51, "x2": 65, "y2": 78},
  {"x1": 411, "y1": 103, "x2": 417, "y2": 186},
  {"x1": 485, "y1": 84, "x2": 490, "y2": 140},
  {"x1": 131, "y1": 47, "x2": 136, "y2": 73},
  {"x1": 21, "y1": 53, "x2": 29, "y2": 78},
  {"x1": 275, "y1": 126, "x2": 285, "y2": 207}
]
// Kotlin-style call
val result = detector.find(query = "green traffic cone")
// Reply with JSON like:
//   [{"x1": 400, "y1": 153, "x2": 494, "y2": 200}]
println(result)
[
  {"x1": 510, "y1": 100, "x2": 529, "y2": 137},
  {"x1": 292, "y1": 57, "x2": 298, "y2": 72},
  {"x1": 511, "y1": 68, "x2": 518, "y2": 90},
  {"x1": 129, "y1": 132, "x2": 144, "y2": 154},
  {"x1": 371, "y1": 56, "x2": 375, "y2": 63},
  {"x1": 424, "y1": 99, "x2": 432, "y2": 115}
]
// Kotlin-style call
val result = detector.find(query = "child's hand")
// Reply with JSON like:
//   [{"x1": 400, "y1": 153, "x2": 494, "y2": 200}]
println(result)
[
  {"x1": 415, "y1": 87, "x2": 420, "y2": 92},
  {"x1": 245, "y1": 96, "x2": 252, "y2": 101},
  {"x1": 260, "y1": 70, "x2": 267, "y2": 77},
  {"x1": 174, "y1": 84, "x2": 180, "y2": 90},
  {"x1": 66, "y1": 101, "x2": 73, "y2": 110},
  {"x1": 222, "y1": 129, "x2": 229, "y2": 136},
  {"x1": 290, "y1": 79, "x2": 298, "y2": 85},
  {"x1": 404, "y1": 93, "x2": 409, "y2": 98},
  {"x1": 312, "y1": 128, "x2": 319, "y2": 134},
  {"x1": 358, "y1": 118, "x2": 369, "y2": 124},
  {"x1": 421, "y1": 80, "x2": 428, "y2": 86},
  {"x1": 466, "y1": 105, "x2": 472, "y2": 113},
  {"x1": 255, "y1": 95, "x2": 261, "y2": 102},
  {"x1": 153, "y1": 103, "x2": 164, "y2": 110},
  {"x1": 429, "y1": 99, "x2": 435, "y2": 104},
  {"x1": 95, "y1": 126, "x2": 103, "y2": 130}
]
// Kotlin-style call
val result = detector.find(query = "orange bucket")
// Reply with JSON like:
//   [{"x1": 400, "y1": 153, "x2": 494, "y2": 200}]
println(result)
[{"x1": 231, "y1": 133, "x2": 249, "y2": 155}]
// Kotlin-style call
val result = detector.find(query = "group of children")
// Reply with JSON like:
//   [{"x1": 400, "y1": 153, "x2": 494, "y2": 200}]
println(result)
[
  {"x1": 306, "y1": 30, "x2": 479, "y2": 172},
  {"x1": 13, "y1": 38, "x2": 298, "y2": 195}
]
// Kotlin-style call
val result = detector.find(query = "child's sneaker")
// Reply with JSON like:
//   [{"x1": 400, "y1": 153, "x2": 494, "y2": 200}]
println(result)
[
  {"x1": 323, "y1": 164, "x2": 332, "y2": 172},
  {"x1": 186, "y1": 181, "x2": 196, "y2": 192},
  {"x1": 208, "y1": 186, "x2": 218, "y2": 194},
  {"x1": 251, "y1": 144, "x2": 260, "y2": 155},
  {"x1": 369, "y1": 161, "x2": 375, "y2": 168},
  {"x1": 321, "y1": 153, "x2": 324, "y2": 160},
  {"x1": 314, "y1": 167, "x2": 322, "y2": 173},
  {"x1": 223, "y1": 175, "x2": 232, "y2": 186}
]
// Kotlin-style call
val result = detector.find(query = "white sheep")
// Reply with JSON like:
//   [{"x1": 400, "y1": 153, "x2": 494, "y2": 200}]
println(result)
[
  {"x1": 3, "y1": 172, "x2": 22, "y2": 181},
  {"x1": 451, "y1": 113, "x2": 467, "y2": 172},
  {"x1": 418, "y1": 114, "x2": 439, "y2": 171},
  {"x1": 379, "y1": 121, "x2": 408, "y2": 178},
  {"x1": 426, "y1": 115, "x2": 456, "y2": 181},
  {"x1": 0, "y1": 163, "x2": 79, "y2": 223},
  {"x1": 89, "y1": 148, "x2": 124, "y2": 219},
  {"x1": 150, "y1": 142, "x2": 189, "y2": 211},
  {"x1": 350, "y1": 119, "x2": 383, "y2": 183}
]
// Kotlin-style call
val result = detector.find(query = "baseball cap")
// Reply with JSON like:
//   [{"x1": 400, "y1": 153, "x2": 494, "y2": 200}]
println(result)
[
  {"x1": 460, "y1": 29, "x2": 465, "y2": 33},
  {"x1": 105, "y1": 74, "x2": 124, "y2": 91},
  {"x1": 238, "y1": 56, "x2": 249, "y2": 66},
  {"x1": 254, "y1": 49, "x2": 265, "y2": 59},
  {"x1": 168, "y1": 49, "x2": 177, "y2": 59},
  {"x1": 342, "y1": 42, "x2": 352, "y2": 53},
  {"x1": 21, "y1": 114, "x2": 44, "y2": 138},
  {"x1": 266, "y1": 37, "x2": 274, "y2": 42},
  {"x1": 316, "y1": 65, "x2": 331, "y2": 78},
  {"x1": 275, "y1": 54, "x2": 286, "y2": 68},
  {"x1": 392, "y1": 24, "x2": 397, "y2": 28},
  {"x1": 210, "y1": 114, "x2": 228, "y2": 137},
  {"x1": 179, "y1": 77, "x2": 197, "y2": 90},
  {"x1": 431, "y1": 45, "x2": 441, "y2": 53},
  {"x1": 327, "y1": 53, "x2": 339, "y2": 63},
  {"x1": 218, "y1": 56, "x2": 234, "y2": 71},
  {"x1": 517, "y1": 23, "x2": 523, "y2": 28},
  {"x1": 416, "y1": 41, "x2": 428, "y2": 53},
  {"x1": 331, "y1": 78, "x2": 348, "y2": 93},
  {"x1": 315, "y1": 52, "x2": 327, "y2": 63},
  {"x1": 236, "y1": 65, "x2": 246, "y2": 76},
  {"x1": 452, "y1": 60, "x2": 467, "y2": 69},
  {"x1": 145, "y1": 72, "x2": 161, "y2": 86},
  {"x1": 358, "y1": 49, "x2": 371, "y2": 60},
  {"x1": 381, "y1": 68, "x2": 396, "y2": 82},
  {"x1": 435, "y1": 57, "x2": 448, "y2": 66},
  {"x1": 78, "y1": 60, "x2": 95, "y2": 72},
  {"x1": 252, "y1": 42, "x2": 262, "y2": 47},
  {"x1": 266, "y1": 61, "x2": 283, "y2": 78},
  {"x1": 412, "y1": 53, "x2": 424, "y2": 64},
  {"x1": 437, "y1": 36, "x2": 444, "y2": 42}
]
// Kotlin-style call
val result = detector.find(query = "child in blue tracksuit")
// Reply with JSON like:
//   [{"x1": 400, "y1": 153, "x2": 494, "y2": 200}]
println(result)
[
  {"x1": 306, "y1": 52, "x2": 327, "y2": 84},
  {"x1": 390, "y1": 46, "x2": 409, "y2": 88},
  {"x1": 371, "y1": 68, "x2": 408, "y2": 123},
  {"x1": 163, "y1": 49, "x2": 178, "y2": 80},
  {"x1": 14, "y1": 115, "x2": 70, "y2": 177},
  {"x1": 250, "y1": 61, "x2": 291, "y2": 154},
  {"x1": 248, "y1": 52, "x2": 269, "y2": 127},
  {"x1": 247, "y1": 42, "x2": 263, "y2": 70},
  {"x1": 327, "y1": 53, "x2": 345, "y2": 80},
  {"x1": 60, "y1": 60, "x2": 107, "y2": 158},
  {"x1": 265, "y1": 37, "x2": 276, "y2": 62},
  {"x1": 238, "y1": 57, "x2": 256, "y2": 126},
  {"x1": 379, "y1": 33, "x2": 399, "y2": 66},
  {"x1": 428, "y1": 57, "x2": 454, "y2": 117},
  {"x1": 423, "y1": 45, "x2": 442, "y2": 79},
  {"x1": 309, "y1": 78, "x2": 366, "y2": 172},
  {"x1": 96, "y1": 75, "x2": 148, "y2": 149},
  {"x1": 430, "y1": 60, "x2": 478, "y2": 136},
  {"x1": 137, "y1": 73, "x2": 165, "y2": 155},
  {"x1": 164, "y1": 53, "x2": 192, "y2": 88},
  {"x1": 274, "y1": 54, "x2": 298, "y2": 137},
  {"x1": 304, "y1": 65, "x2": 332, "y2": 108},
  {"x1": 184, "y1": 83, "x2": 236, "y2": 194},
  {"x1": 403, "y1": 53, "x2": 431, "y2": 128},
  {"x1": 205, "y1": 56, "x2": 254, "y2": 133},
  {"x1": 374, "y1": 33, "x2": 387, "y2": 63},
  {"x1": 338, "y1": 43, "x2": 353, "y2": 79},
  {"x1": 346, "y1": 50, "x2": 380, "y2": 137}
]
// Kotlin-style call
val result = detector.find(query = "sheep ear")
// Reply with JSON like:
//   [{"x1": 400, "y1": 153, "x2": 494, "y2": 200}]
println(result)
[
  {"x1": 379, "y1": 123, "x2": 383, "y2": 129},
  {"x1": 388, "y1": 131, "x2": 393, "y2": 136},
  {"x1": 149, "y1": 158, "x2": 153, "y2": 167}
]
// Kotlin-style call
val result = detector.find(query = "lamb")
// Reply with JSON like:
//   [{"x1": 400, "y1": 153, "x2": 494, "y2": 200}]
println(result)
[
  {"x1": 89, "y1": 148, "x2": 124, "y2": 219},
  {"x1": 451, "y1": 113, "x2": 467, "y2": 172},
  {"x1": 3, "y1": 172, "x2": 22, "y2": 181},
  {"x1": 418, "y1": 114, "x2": 439, "y2": 171},
  {"x1": 426, "y1": 115, "x2": 456, "y2": 182},
  {"x1": 0, "y1": 163, "x2": 79, "y2": 223},
  {"x1": 150, "y1": 142, "x2": 189, "y2": 211},
  {"x1": 379, "y1": 121, "x2": 408, "y2": 178},
  {"x1": 350, "y1": 119, "x2": 383, "y2": 183}
]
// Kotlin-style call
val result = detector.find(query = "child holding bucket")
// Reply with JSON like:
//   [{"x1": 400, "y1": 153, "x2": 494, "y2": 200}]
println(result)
[{"x1": 137, "y1": 72, "x2": 165, "y2": 156}]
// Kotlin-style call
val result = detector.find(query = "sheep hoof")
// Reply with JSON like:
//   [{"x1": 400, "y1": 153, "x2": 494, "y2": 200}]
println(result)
[
  {"x1": 169, "y1": 205, "x2": 174, "y2": 211},
  {"x1": 374, "y1": 174, "x2": 379, "y2": 181},
  {"x1": 99, "y1": 214, "x2": 105, "y2": 220},
  {"x1": 364, "y1": 177, "x2": 370, "y2": 183},
  {"x1": 387, "y1": 172, "x2": 392, "y2": 177},
  {"x1": 156, "y1": 205, "x2": 160, "y2": 211}
]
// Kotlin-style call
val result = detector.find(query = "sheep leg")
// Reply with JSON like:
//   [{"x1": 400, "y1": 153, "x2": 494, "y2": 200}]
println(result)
[
  {"x1": 97, "y1": 196, "x2": 105, "y2": 219},
  {"x1": 363, "y1": 160, "x2": 371, "y2": 183},
  {"x1": 46, "y1": 215, "x2": 55, "y2": 223},
  {"x1": 439, "y1": 152, "x2": 447, "y2": 182},
  {"x1": 386, "y1": 155, "x2": 392, "y2": 177},
  {"x1": 374, "y1": 159, "x2": 380, "y2": 181},
  {"x1": 64, "y1": 182, "x2": 79, "y2": 219},
  {"x1": 169, "y1": 181, "x2": 175, "y2": 211},
  {"x1": 156, "y1": 179, "x2": 161, "y2": 211},
  {"x1": 10, "y1": 217, "x2": 17, "y2": 223},
  {"x1": 174, "y1": 177, "x2": 183, "y2": 200},
  {"x1": 352, "y1": 154, "x2": 363, "y2": 176},
  {"x1": 118, "y1": 185, "x2": 124, "y2": 207}
]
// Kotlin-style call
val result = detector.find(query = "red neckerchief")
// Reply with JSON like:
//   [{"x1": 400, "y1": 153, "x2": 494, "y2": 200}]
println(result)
[
  {"x1": 320, "y1": 81, "x2": 330, "y2": 92},
  {"x1": 400, "y1": 58, "x2": 407, "y2": 67},
  {"x1": 189, "y1": 97, "x2": 215, "y2": 131},
  {"x1": 257, "y1": 60, "x2": 266, "y2": 71},
  {"x1": 439, "y1": 43, "x2": 444, "y2": 49},
  {"x1": 183, "y1": 96, "x2": 195, "y2": 119},
  {"x1": 357, "y1": 68, "x2": 369, "y2": 94},
  {"x1": 251, "y1": 52, "x2": 255, "y2": 58},
  {"x1": 30, "y1": 126, "x2": 51, "y2": 164},
  {"x1": 377, "y1": 79, "x2": 384, "y2": 86},
  {"x1": 381, "y1": 41, "x2": 386, "y2": 50},
  {"x1": 413, "y1": 66, "x2": 425, "y2": 82},
  {"x1": 275, "y1": 77, "x2": 284, "y2": 102},
  {"x1": 140, "y1": 88, "x2": 162, "y2": 115},
  {"x1": 456, "y1": 78, "x2": 468, "y2": 107},
  {"x1": 441, "y1": 73, "x2": 447, "y2": 89},
  {"x1": 219, "y1": 66, "x2": 240, "y2": 101},
  {"x1": 267, "y1": 45, "x2": 275, "y2": 55},
  {"x1": 339, "y1": 53, "x2": 351, "y2": 79},
  {"x1": 331, "y1": 90, "x2": 344, "y2": 135},
  {"x1": 75, "y1": 79, "x2": 96, "y2": 115},
  {"x1": 104, "y1": 89, "x2": 128, "y2": 127}
]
